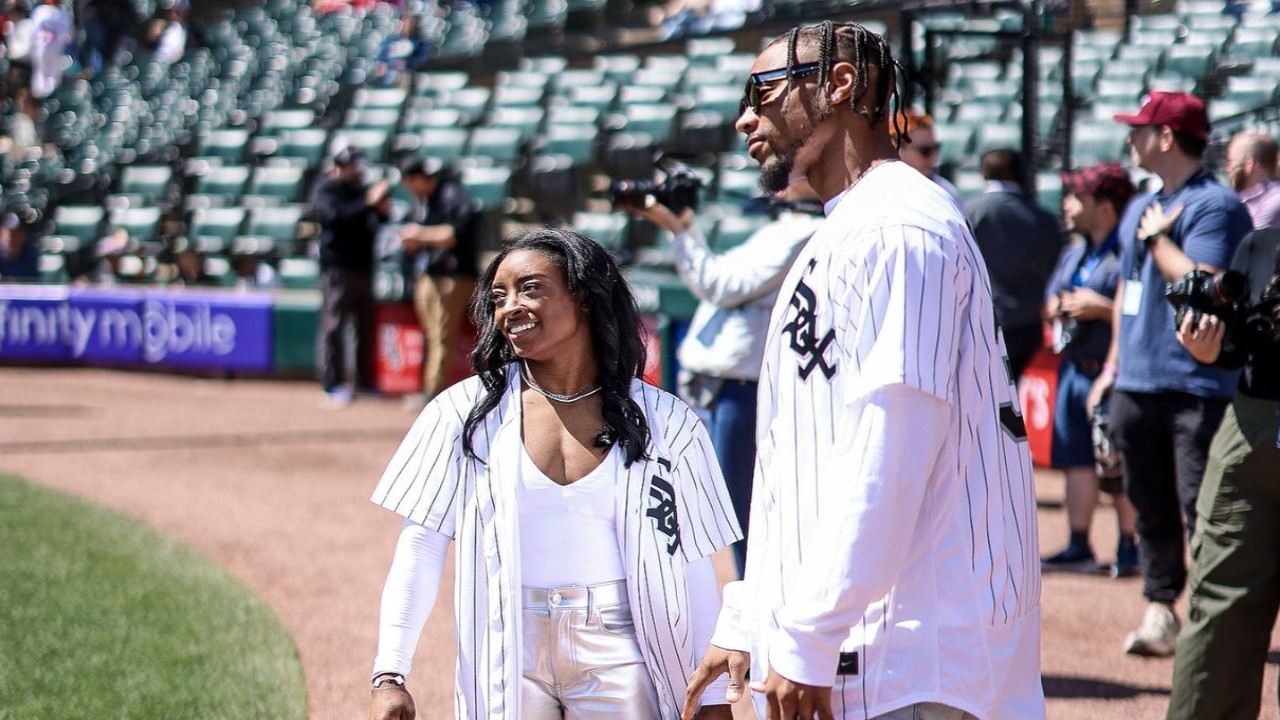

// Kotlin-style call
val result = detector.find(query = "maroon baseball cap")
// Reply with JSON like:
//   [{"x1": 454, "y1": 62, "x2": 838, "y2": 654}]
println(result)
[
  {"x1": 1062, "y1": 162, "x2": 1136, "y2": 207},
  {"x1": 1114, "y1": 91, "x2": 1210, "y2": 141}
]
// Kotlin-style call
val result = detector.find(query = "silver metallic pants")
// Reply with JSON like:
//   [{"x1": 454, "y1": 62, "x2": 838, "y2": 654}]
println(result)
[{"x1": 520, "y1": 580, "x2": 662, "y2": 720}]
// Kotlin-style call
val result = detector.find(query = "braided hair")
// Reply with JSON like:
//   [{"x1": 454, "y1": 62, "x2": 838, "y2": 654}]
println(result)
[{"x1": 771, "y1": 21, "x2": 909, "y2": 147}]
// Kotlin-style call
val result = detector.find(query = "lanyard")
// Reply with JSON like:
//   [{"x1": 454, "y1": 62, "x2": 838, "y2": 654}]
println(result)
[{"x1": 1073, "y1": 231, "x2": 1118, "y2": 287}]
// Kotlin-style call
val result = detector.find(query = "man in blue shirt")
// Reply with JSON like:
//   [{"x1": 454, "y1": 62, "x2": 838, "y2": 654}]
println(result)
[{"x1": 1089, "y1": 91, "x2": 1253, "y2": 657}]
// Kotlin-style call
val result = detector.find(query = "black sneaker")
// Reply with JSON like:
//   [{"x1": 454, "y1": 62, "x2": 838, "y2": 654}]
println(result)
[{"x1": 1041, "y1": 545, "x2": 1098, "y2": 573}]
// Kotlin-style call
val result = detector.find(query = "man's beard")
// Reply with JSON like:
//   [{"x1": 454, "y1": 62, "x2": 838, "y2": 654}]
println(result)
[{"x1": 757, "y1": 98, "x2": 833, "y2": 195}]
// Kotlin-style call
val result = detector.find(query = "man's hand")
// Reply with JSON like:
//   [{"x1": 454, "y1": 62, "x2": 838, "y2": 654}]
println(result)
[
  {"x1": 367, "y1": 179, "x2": 392, "y2": 205},
  {"x1": 1086, "y1": 369, "x2": 1114, "y2": 413},
  {"x1": 681, "y1": 645, "x2": 750, "y2": 720},
  {"x1": 1176, "y1": 313, "x2": 1225, "y2": 364},
  {"x1": 631, "y1": 203, "x2": 695, "y2": 235},
  {"x1": 1059, "y1": 288, "x2": 1113, "y2": 321},
  {"x1": 751, "y1": 665, "x2": 833, "y2": 720},
  {"x1": 368, "y1": 685, "x2": 415, "y2": 720},
  {"x1": 1138, "y1": 202, "x2": 1184, "y2": 245}
]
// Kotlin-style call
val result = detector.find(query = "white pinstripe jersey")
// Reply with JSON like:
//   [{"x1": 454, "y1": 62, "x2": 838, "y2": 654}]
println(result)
[
  {"x1": 741, "y1": 162, "x2": 1043, "y2": 719},
  {"x1": 370, "y1": 365, "x2": 741, "y2": 719}
]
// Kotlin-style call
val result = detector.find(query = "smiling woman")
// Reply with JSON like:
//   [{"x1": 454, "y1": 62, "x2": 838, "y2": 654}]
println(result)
[{"x1": 365, "y1": 227, "x2": 742, "y2": 720}]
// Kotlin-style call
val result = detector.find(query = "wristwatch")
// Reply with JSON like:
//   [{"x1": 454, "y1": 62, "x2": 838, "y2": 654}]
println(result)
[{"x1": 371, "y1": 672, "x2": 406, "y2": 690}]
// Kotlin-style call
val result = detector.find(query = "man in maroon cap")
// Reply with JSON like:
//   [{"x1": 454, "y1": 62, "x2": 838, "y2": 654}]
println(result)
[
  {"x1": 1087, "y1": 91, "x2": 1252, "y2": 657},
  {"x1": 1041, "y1": 162, "x2": 1140, "y2": 578}
]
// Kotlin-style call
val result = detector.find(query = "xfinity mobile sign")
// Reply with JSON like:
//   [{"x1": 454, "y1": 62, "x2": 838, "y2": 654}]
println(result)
[{"x1": 0, "y1": 286, "x2": 273, "y2": 371}]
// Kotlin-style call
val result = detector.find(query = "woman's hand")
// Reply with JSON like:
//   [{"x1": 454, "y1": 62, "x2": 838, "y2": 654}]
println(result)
[
  {"x1": 1176, "y1": 313, "x2": 1225, "y2": 365},
  {"x1": 368, "y1": 685, "x2": 416, "y2": 720}
]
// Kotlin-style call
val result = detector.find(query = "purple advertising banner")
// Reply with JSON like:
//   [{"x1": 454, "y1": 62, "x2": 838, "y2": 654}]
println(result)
[{"x1": 0, "y1": 286, "x2": 274, "y2": 372}]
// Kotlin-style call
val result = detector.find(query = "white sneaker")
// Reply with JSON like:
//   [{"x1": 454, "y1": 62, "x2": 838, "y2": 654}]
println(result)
[{"x1": 1123, "y1": 602, "x2": 1180, "y2": 657}]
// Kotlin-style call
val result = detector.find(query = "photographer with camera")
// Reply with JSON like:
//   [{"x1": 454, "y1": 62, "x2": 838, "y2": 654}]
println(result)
[
  {"x1": 1089, "y1": 92, "x2": 1254, "y2": 657},
  {"x1": 619, "y1": 169, "x2": 821, "y2": 577},
  {"x1": 1166, "y1": 251, "x2": 1280, "y2": 719},
  {"x1": 1040, "y1": 163, "x2": 1140, "y2": 578}
]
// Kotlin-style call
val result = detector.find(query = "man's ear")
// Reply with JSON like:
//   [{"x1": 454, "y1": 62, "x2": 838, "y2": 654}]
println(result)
[{"x1": 828, "y1": 61, "x2": 857, "y2": 106}]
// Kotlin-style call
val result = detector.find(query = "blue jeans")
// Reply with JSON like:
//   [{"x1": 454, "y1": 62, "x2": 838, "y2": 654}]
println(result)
[{"x1": 708, "y1": 379, "x2": 758, "y2": 576}]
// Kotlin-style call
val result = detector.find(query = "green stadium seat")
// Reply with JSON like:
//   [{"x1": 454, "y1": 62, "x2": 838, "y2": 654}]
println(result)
[
  {"x1": 952, "y1": 169, "x2": 985, "y2": 201},
  {"x1": 53, "y1": 205, "x2": 105, "y2": 243},
  {"x1": 1147, "y1": 73, "x2": 1197, "y2": 93},
  {"x1": 467, "y1": 127, "x2": 524, "y2": 162},
  {"x1": 717, "y1": 168, "x2": 759, "y2": 201},
  {"x1": 336, "y1": 129, "x2": 391, "y2": 162},
  {"x1": 438, "y1": 88, "x2": 492, "y2": 125},
  {"x1": 1073, "y1": 120, "x2": 1129, "y2": 164},
  {"x1": 1249, "y1": 57, "x2": 1280, "y2": 78},
  {"x1": 686, "y1": 37, "x2": 737, "y2": 67},
  {"x1": 1163, "y1": 44, "x2": 1216, "y2": 79},
  {"x1": 278, "y1": 257, "x2": 321, "y2": 289},
  {"x1": 1225, "y1": 75, "x2": 1277, "y2": 106},
  {"x1": 118, "y1": 165, "x2": 173, "y2": 205},
  {"x1": 1228, "y1": 28, "x2": 1278, "y2": 60},
  {"x1": 353, "y1": 87, "x2": 407, "y2": 111},
  {"x1": 975, "y1": 123, "x2": 1021, "y2": 154},
  {"x1": 409, "y1": 127, "x2": 471, "y2": 163},
  {"x1": 540, "y1": 124, "x2": 599, "y2": 164},
  {"x1": 493, "y1": 85, "x2": 546, "y2": 108},
  {"x1": 568, "y1": 85, "x2": 619, "y2": 114},
  {"x1": 1210, "y1": 98, "x2": 1259, "y2": 124},
  {"x1": 571, "y1": 211, "x2": 628, "y2": 253},
  {"x1": 683, "y1": 68, "x2": 739, "y2": 90},
  {"x1": 273, "y1": 128, "x2": 330, "y2": 168},
  {"x1": 39, "y1": 253, "x2": 69, "y2": 283},
  {"x1": 619, "y1": 86, "x2": 668, "y2": 106},
  {"x1": 594, "y1": 55, "x2": 641, "y2": 84},
  {"x1": 201, "y1": 256, "x2": 236, "y2": 286},
  {"x1": 461, "y1": 166, "x2": 512, "y2": 210},
  {"x1": 934, "y1": 124, "x2": 975, "y2": 167},
  {"x1": 194, "y1": 165, "x2": 251, "y2": 205},
  {"x1": 546, "y1": 105, "x2": 601, "y2": 127},
  {"x1": 1094, "y1": 77, "x2": 1144, "y2": 103},
  {"x1": 486, "y1": 107, "x2": 546, "y2": 137},
  {"x1": 1036, "y1": 171, "x2": 1063, "y2": 214},
  {"x1": 343, "y1": 108, "x2": 401, "y2": 132},
  {"x1": 520, "y1": 56, "x2": 570, "y2": 74},
  {"x1": 188, "y1": 207, "x2": 247, "y2": 253},
  {"x1": 551, "y1": 69, "x2": 607, "y2": 94},
  {"x1": 259, "y1": 109, "x2": 315, "y2": 136},
  {"x1": 405, "y1": 108, "x2": 466, "y2": 131},
  {"x1": 1133, "y1": 14, "x2": 1182, "y2": 33},
  {"x1": 691, "y1": 85, "x2": 744, "y2": 118},
  {"x1": 248, "y1": 165, "x2": 306, "y2": 202},
  {"x1": 618, "y1": 103, "x2": 678, "y2": 144},
  {"x1": 243, "y1": 205, "x2": 304, "y2": 256},
  {"x1": 110, "y1": 207, "x2": 162, "y2": 244},
  {"x1": 198, "y1": 128, "x2": 250, "y2": 162},
  {"x1": 952, "y1": 104, "x2": 1007, "y2": 124},
  {"x1": 413, "y1": 71, "x2": 470, "y2": 98},
  {"x1": 1115, "y1": 45, "x2": 1165, "y2": 71}
]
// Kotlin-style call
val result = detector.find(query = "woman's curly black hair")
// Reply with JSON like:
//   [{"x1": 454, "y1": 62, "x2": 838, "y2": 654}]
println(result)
[{"x1": 461, "y1": 227, "x2": 651, "y2": 467}]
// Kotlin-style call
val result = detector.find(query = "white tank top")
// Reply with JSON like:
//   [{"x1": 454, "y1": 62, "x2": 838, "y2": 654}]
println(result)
[{"x1": 517, "y1": 443, "x2": 627, "y2": 588}]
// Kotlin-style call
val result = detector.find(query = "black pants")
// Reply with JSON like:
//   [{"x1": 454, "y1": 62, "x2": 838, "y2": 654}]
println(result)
[
  {"x1": 318, "y1": 268, "x2": 375, "y2": 392},
  {"x1": 1110, "y1": 390, "x2": 1229, "y2": 603}
]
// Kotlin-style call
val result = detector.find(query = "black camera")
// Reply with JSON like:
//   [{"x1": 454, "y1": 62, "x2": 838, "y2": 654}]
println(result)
[
  {"x1": 1165, "y1": 269, "x2": 1250, "y2": 330},
  {"x1": 608, "y1": 159, "x2": 704, "y2": 213}
]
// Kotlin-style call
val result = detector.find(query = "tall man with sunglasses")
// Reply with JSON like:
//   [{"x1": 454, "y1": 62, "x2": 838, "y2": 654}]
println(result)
[{"x1": 683, "y1": 21, "x2": 1043, "y2": 720}]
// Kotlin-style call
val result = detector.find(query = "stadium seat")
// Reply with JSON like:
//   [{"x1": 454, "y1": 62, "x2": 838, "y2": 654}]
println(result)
[
  {"x1": 567, "y1": 85, "x2": 619, "y2": 114},
  {"x1": 414, "y1": 71, "x2": 471, "y2": 99},
  {"x1": 248, "y1": 165, "x2": 306, "y2": 203},
  {"x1": 188, "y1": 207, "x2": 247, "y2": 253},
  {"x1": 414, "y1": 127, "x2": 471, "y2": 163},
  {"x1": 486, "y1": 107, "x2": 546, "y2": 138},
  {"x1": 571, "y1": 211, "x2": 629, "y2": 253},
  {"x1": 110, "y1": 207, "x2": 162, "y2": 244},
  {"x1": 467, "y1": 127, "x2": 524, "y2": 162},
  {"x1": 353, "y1": 87, "x2": 407, "y2": 111},
  {"x1": 934, "y1": 124, "x2": 975, "y2": 168},
  {"x1": 718, "y1": 168, "x2": 760, "y2": 201},
  {"x1": 1163, "y1": 44, "x2": 1217, "y2": 79},
  {"x1": 39, "y1": 253, "x2": 69, "y2": 283},
  {"x1": 52, "y1": 205, "x2": 106, "y2": 244},
  {"x1": 1228, "y1": 27, "x2": 1278, "y2": 60},
  {"x1": 594, "y1": 55, "x2": 642, "y2": 84},
  {"x1": 461, "y1": 166, "x2": 512, "y2": 210},
  {"x1": 194, "y1": 165, "x2": 251, "y2": 206},
  {"x1": 1072, "y1": 120, "x2": 1129, "y2": 164},
  {"x1": 551, "y1": 69, "x2": 607, "y2": 94},
  {"x1": 1224, "y1": 75, "x2": 1277, "y2": 107},
  {"x1": 493, "y1": 85, "x2": 546, "y2": 108},
  {"x1": 1036, "y1": 171, "x2": 1063, "y2": 214},
  {"x1": 243, "y1": 205, "x2": 304, "y2": 256},
  {"x1": 259, "y1": 109, "x2": 315, "y2": 136},
  {"x1": 278, "y1": 257, "x2": 321, "y2": 289},
  {"x1": 975, "y1": 123, "x2": 1021, "y2": 154},
  {"x1": 198, "y1": 128, "x2": 250, "y2": 162},
  {"x1": 343, "y1": 108, "x2": 401, "y2": 133},
  {"x1": 546, "y1": 105, "x2": 601, "y2": 127},
  {"x1": 117, "y1": 165, "x2": 174, "y2": 206},
  {"x1": 437, "y1": 87, "x2": 492, "y2": 125},
  {"x1": 404, "y1": 108, "x2": 466, "y2": 131},
  {"x1": 539, "y1": 124, "x2": 599, "y2": 164},
  {"x1": 335, "y1": 129, "x2": 391, "y2": 162},
  {"x1": 273, "y1": 128, "x2": 330, "y2": 168}
]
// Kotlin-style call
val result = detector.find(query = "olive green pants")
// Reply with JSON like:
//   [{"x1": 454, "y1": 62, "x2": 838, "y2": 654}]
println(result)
[{"x1": 1167, "y1": 393, "x2": 1280, "y2": 720}]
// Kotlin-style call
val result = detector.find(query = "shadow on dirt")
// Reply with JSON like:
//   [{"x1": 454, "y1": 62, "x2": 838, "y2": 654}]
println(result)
[{"x1": 1043, "y1": 675, "x2": 1171, "y2": 700}]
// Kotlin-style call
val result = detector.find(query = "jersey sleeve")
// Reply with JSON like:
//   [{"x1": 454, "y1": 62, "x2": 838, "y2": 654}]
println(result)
[
  {"x1": 369, "y1": 386, "x2": 473, "y2": 537},
  {"x1": 833, "y1": 223, "x2": 968, "y2": 405},
  {"x1": 665, "y1": 399, "x2": 743, "y2": 561}
]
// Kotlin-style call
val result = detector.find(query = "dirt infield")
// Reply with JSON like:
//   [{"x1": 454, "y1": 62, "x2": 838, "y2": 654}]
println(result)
[{"x1": 2, "y1": 367, "x2": 1277, "y2": 720}]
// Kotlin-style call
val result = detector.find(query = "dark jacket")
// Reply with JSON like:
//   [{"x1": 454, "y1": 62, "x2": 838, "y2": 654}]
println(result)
[
  {"x1": 310, "y1": 176, "x2": 381, "y2": 273},
  {"x1": 965, "y1": 188, "x2": 1065, "y2": 330},
  {"x1": 404, "y1": 177, "x2": 479, "y2": 279}
]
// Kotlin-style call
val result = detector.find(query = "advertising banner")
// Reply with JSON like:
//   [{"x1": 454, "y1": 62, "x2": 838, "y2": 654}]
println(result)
[{"x1": 0, "y1": 286, "x2": 274, "y2": 372}]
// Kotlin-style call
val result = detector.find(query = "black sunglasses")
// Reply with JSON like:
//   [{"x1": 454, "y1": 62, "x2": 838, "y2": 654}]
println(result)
[{"x1": 740, "y1": 61, "x2": 822, "y2": 116}]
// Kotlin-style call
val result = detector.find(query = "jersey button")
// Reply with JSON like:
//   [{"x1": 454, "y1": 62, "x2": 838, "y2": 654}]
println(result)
[{"x1": 550, "y1": 591, "x2": 563, "y2": 606}]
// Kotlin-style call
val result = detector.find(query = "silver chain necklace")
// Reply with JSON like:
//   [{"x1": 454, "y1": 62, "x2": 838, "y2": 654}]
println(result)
[{"x1": 521, "y1": 361, "x2": 602, "y2": 403}]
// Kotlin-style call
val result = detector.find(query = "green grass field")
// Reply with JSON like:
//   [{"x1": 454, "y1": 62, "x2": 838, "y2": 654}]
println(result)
[{"x1": 0, "y1": 473, "x2": 307, "y2": 720}]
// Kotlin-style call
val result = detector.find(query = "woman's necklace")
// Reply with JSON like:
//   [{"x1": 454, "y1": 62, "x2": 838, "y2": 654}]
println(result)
[{"x1": 521, "y1": 361, "x2": 601, "y2": 403}]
